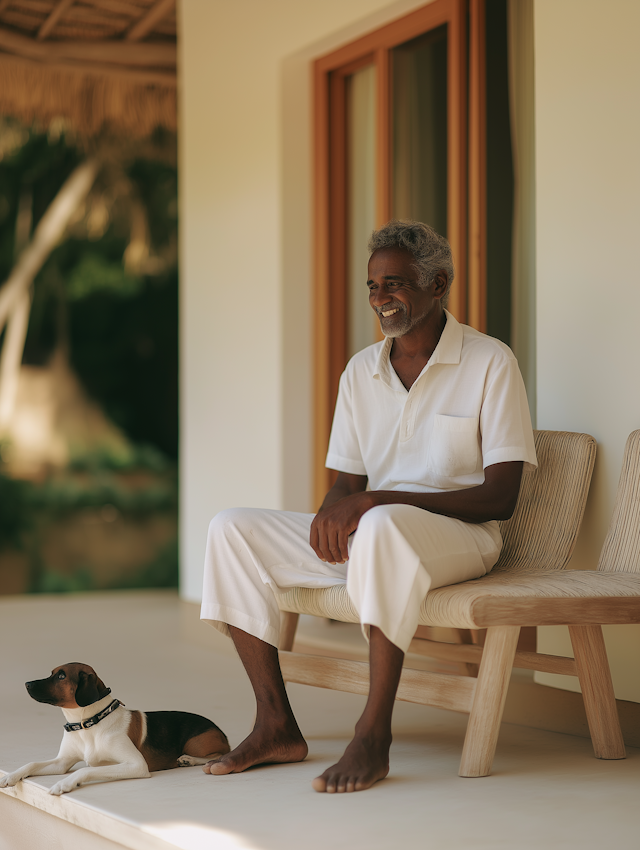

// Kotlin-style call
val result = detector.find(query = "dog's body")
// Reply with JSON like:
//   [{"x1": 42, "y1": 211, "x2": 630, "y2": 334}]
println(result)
[{"x1": 0, "y1": 663, "x2": 229, "y2": 795}]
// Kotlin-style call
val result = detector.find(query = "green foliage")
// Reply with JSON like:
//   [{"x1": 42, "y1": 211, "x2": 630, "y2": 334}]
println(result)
[
  {"x1": 68, "y1": 271, "x2": 178, "y2": 459},
  {"x1": 66, "y1": 253, "x2": 143, "y2": 301},
  {"x1": 28, "y1": 471, "x2": 176, "y2": 518},
  {"x1": 0, "y1": 127, "x2": 82, "y2": 282},
  {"x1": 111, "y1": 539, "x2": 179, "y2": 590},
  {"x1": 2, "y1": 124, "x2": 180, "y2": 460},
  {"x1": 29, "y1": 540, "x2": 178, "y2": 594},
  {"x1": 69, "y1": 442, "x2": 170, "y2": 473},
  {"x1": 33, "y1": 566, "x2": 95, "y2": 594},
  {"x1": 0, "y1": 123, "x2": 180, "y2": 594},
  {"x1": 0, "y1": 468, "x2": 32, "y2": 551}
]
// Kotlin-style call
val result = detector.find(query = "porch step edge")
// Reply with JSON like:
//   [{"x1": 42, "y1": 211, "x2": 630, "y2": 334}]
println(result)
[{"x1": 0, "y1": 776, "x2": 176, "y2": 850}]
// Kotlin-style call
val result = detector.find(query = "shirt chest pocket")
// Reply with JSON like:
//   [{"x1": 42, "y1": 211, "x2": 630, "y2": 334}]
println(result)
[{"x1": 428, "y1": 414, "x2": 479, "y2": 477}]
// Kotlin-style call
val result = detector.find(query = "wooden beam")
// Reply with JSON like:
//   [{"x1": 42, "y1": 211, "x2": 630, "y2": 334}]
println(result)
[
  {"x1": 0, "y1": 26, "x2": 175, "y2": 67},
  {"x1": 513, "y1": 649, "x2": 577, "y2": 677},
  {"x1": 126, "y1": 0, "x2": 175, "y2": 42},
  {"x1": 472, "y1": 596, "x2": 640, "y2": 627},
  {"x1": 0, "y1": 49, "x2": 176, "y2": 86},
  {"x1": 279, "y1": 651, "x2": 477, "y2": 713},
  {"x1": 37, "y1": 0, "x2": 75, "y2": 41},
  {"x1": 467, "y1": 0, "x2": 487, "y2": 332},
  {"x1": 409, "y1": 637, "x2": 578, "y2": 676},
  {"x1": 0, "y1": 0, "x2": 12, "y2": 15},
  {"x1": 446, "y1": 0, "x2": 468, "y2": 324}
]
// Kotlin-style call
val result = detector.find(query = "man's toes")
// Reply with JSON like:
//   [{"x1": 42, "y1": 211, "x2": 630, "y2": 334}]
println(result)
[
  {"x1": 206, "y1": 758, "x2": 235, "y2": 775},
  {"x1": 311, "y1": 775, "x2": 325, "y2": 792}
]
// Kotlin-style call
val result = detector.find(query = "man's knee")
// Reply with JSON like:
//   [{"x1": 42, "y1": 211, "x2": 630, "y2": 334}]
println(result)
[
  {"x1": 208, "y1": 507, "x2": 258, "y2": 541},
  {"x1": 355, "y1": 503, "x2": 411, "y2": 538}
]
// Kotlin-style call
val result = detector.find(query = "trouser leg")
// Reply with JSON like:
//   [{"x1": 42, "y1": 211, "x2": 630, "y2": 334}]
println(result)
[
  {"x1": 201, "y1": 504, "x2": 500, "y2": 654},
  {"x1": 347, "y1": 504, "x2": 501, "y2": 653},
  {"x1": 201, "y1": 508, "x2": 345, "y2": 647}
]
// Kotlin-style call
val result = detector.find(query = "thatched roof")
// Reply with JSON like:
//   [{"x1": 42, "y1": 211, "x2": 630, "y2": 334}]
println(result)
[{"x1": 0, "y1": 0, "x2": 176, "y2": 137}]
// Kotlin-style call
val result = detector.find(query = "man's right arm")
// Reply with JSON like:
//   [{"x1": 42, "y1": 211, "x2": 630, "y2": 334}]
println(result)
[{"x1": 318, "y1": 471, "x2": 368, "y2": 513}]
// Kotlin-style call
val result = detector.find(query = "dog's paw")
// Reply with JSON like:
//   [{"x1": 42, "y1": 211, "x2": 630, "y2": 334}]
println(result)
[
  {"x1": 0, "y1": 772, "x2": 24, "y2": 788},
  {"x1": 177, "y1": 755, "x2": 205, "y2": 767},
  {"x1": 49, "y1": 778, "x2": 78, "y2": 796}
]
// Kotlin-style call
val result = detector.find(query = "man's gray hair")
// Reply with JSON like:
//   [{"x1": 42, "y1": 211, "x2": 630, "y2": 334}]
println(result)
[{"x1": 368, "y1": 220, "x2": 454, "y2": 308}]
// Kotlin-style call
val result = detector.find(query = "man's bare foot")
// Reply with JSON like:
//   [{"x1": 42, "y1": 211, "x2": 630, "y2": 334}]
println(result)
[
  {"x1": 312, "y1": 731, "x2": 391, "y2": 793},
  {"x1": 203, "y1": 723, "x2": 308, "y2": 775}
]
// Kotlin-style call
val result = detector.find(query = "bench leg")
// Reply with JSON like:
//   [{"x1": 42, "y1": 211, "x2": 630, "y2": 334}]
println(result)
[
  {"x1": 279, "y1": 612, "x2": 300, "y2": 651},
  {"x1": 459, "y1": 625, "x2": 520, "y2": 777},
  {"x1": 569, "y1": 624, "x2": 625, "y2": 760}
]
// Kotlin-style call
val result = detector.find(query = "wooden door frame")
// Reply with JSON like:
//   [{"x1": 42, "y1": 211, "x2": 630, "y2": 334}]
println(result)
[{"x1": 313, "y1": 0, "x2": 484, "y2": 507}]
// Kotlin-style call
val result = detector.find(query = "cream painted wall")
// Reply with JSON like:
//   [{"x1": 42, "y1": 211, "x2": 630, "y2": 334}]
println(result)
[
  {"x1": 533, "y1": 0, "x2": 640, "y2": 700},
  {"x1": 179, "y1": 0, "x2": 432, "y2": 603}
]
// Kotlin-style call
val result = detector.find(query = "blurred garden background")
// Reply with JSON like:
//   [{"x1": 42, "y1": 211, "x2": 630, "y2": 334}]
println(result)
[{"x1": 0, "y1": 117, "x2": 179, "y2": 595}]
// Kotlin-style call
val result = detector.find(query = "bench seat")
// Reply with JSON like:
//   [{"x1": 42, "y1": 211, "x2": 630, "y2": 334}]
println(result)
[{"x1": 278, "y1": 569, "x2": 640, "y2": 630}]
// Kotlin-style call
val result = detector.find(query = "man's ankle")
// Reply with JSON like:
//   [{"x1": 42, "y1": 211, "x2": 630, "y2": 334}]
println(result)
[{"x1": 353, "y1": 718, "x2": 393, "y2": 744}]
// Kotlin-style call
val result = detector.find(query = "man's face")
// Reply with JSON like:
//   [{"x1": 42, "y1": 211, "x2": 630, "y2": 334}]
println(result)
[{"x1": 367, "y1": 247, "x2": 443, "y2": 339}]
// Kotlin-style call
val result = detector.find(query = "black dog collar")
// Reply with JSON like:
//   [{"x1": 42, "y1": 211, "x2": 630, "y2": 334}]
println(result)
[{"x1": 64, "y1": 698, "x2": 122, "y2": 732}]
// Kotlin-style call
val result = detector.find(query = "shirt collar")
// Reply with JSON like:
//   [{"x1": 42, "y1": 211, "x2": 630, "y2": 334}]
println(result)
[{"x1": 373, "y1": 310, "x2": 463, "y2": 386}]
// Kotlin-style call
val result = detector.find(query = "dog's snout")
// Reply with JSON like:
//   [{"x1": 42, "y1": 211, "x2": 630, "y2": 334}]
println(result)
[{"x1": 25, "y1": 681, "x2": 35, "y2": 691}]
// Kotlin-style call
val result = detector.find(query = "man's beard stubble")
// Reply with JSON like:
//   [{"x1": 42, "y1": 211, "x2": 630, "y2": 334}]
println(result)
[{"x1": 377, "y1": 302, "x2": 423, "y2": 338}]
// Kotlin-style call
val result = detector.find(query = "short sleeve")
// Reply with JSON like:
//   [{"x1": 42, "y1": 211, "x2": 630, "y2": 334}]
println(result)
[
  {"x1": 325, "y1": 368, "x2": 368, "y2": 476},
  {"x1": 480, "y1": 356, "x2": 537, "y2": 473}
]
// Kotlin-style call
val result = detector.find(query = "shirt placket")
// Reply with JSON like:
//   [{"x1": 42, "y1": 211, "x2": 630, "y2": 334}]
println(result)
[{"x1": 400, "y1": 374, "x2": 427, "y2": 442}]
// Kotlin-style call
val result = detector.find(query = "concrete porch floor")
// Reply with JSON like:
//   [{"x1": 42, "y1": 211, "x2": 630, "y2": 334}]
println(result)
[{"x1": 1, "y1": 590, "x2": 639, "y2": 850}]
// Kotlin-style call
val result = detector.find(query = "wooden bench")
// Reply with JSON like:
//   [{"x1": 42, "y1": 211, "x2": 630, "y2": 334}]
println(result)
[{"x1": 277, "y1": 430, "x2": 640, "y2": 777}]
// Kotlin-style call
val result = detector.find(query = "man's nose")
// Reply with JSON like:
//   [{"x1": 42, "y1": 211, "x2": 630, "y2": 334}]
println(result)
[{"x1": 370, "y1": 286, "x2": 392, "y2": 307}]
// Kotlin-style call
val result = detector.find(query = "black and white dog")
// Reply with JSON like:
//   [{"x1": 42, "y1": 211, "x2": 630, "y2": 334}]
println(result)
[{"x1": 0, "y1": 663, "x2": 229, "y2": 795}]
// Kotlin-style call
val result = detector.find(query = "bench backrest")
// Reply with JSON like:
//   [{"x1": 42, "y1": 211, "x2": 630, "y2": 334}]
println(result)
[
  {"x1": 598, "y1": 430, "x2": 640, "y2": 574},
  {"x1": 492, "y1": 430, "x2": 596, "y2": 573}
]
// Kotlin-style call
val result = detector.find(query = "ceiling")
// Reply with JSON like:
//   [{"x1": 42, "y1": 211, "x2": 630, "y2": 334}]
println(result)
[{"x1": 0, "y1": 0, "x2": 176, "y2": 85}]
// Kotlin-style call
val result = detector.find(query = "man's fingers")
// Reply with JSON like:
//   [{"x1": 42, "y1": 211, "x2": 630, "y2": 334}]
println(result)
[
  {"x1": 315, "y1": 524, "x2": 345, "y2": 564},
  {"x1": 313, "y1": 523, "x2": 334, "y2": 563},
  {"x1": 309, "y1": 522, "x2": 320, "y2": 557},
  {"x1": 338, "y1": 529, "x2": 350, "y2": 563},
  {"x1": 329, "y1": 532, "x2": 346, "y2": 564}
]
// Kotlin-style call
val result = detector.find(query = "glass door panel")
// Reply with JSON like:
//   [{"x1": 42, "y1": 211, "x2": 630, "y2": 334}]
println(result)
[
  {"x1": 346, "y1": 64, "x2": 379, "y2": 359},
  {"x1": 392, "y1": 25, "x2": 448, "y2": 236}
]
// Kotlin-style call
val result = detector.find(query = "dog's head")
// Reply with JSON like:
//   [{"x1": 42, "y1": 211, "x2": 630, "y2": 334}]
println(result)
[{"x1": 25, "y1": 664, "x2": 111, "y2": 708}]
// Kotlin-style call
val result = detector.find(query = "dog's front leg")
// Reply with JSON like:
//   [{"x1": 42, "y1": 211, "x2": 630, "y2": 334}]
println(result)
[
  {"x1": 1, "y1": 755, "x2": 80, "y2": 788},
  {"x1": 49, "y1": 758, "x2": 150, "y2": 796}
]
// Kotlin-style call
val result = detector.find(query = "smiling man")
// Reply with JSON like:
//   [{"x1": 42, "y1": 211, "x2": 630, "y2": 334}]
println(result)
[{"x1": 200, "y1": 220, "x2": 537, "y2": 793}]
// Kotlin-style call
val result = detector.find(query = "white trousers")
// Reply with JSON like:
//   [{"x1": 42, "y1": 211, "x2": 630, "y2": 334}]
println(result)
[{"x1": 201, "y1": 505, "x2": 502, "y2": 653}]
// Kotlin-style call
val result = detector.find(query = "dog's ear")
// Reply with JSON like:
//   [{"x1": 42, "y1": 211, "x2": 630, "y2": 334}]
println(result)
[
  {"x1": 94, "y1": 674, "x2": 111, "y2": 701},
  {"x1": 75, "y1": 670, "x2": 102, "y2": 707}
]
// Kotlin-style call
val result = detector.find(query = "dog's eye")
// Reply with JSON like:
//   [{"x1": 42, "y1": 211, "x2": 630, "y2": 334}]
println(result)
[{"x1": 57, "y1": 672, "x2": 66, "y2": 680}]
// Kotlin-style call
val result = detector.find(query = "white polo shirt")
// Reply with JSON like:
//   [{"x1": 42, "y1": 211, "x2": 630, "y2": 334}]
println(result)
[{"x1": 326, "y1": 311, "x2": 537, "y2": 493}]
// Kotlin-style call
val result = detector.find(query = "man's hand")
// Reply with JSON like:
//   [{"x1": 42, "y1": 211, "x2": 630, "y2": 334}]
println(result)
[
  {"x1": 311, "y1": 491, "x2": 374, "y2": 564},
  {"x1": 310, "y1": 472, "x2": 369, "y2": 564},
  {"x1": 309, "y1": 462, "x2": 524, "y2": 565}
]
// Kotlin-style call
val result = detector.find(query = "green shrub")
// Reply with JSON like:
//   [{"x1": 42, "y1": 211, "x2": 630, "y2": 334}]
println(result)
[{"x1": 0, "y1": 471, "x2": 32, "y2": 551}]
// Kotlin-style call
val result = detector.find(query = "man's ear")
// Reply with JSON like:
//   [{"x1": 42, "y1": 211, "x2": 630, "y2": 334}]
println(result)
[
  {"x1": 75, "y1": 670, "x2": 101, "y2": 707},
  {"x1": 432, "y1": 270, "x2": 449, "y2": 300}
]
